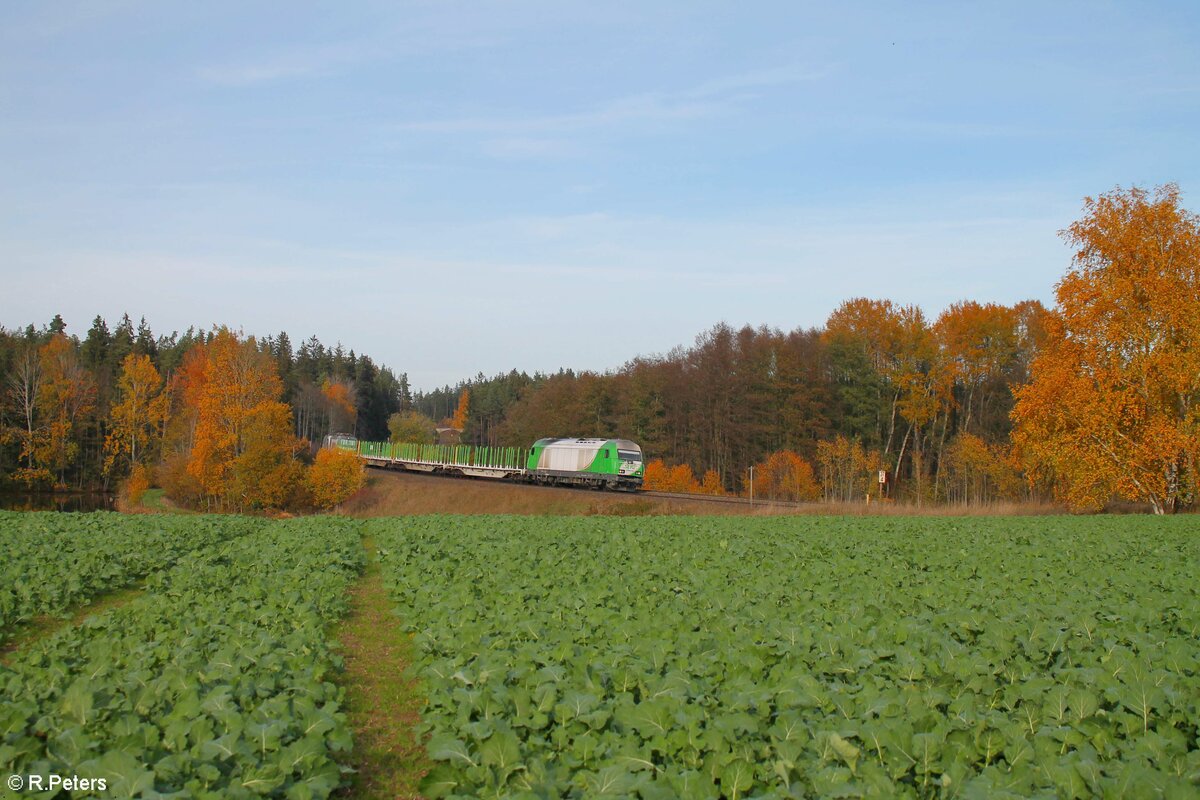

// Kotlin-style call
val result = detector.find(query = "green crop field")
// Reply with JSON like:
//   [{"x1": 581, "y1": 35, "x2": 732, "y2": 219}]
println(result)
[
  {"x1": 2, "y1": 515, "x2": 364, "y2": 799},
  {"x1": 2, "y1": 512, "x2": 1198, "y2": 799},
  {"x1": 372, "y1": 516, "x2": 1200, "y2": 799},
  {"x1": 0, "y1": 511, "x2": 264, "y2": 644}
]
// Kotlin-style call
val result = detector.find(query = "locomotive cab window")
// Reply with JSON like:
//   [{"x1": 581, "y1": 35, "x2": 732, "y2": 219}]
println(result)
[{"x1": 618, "y1": 450, "x2": 641, "y2": 462}]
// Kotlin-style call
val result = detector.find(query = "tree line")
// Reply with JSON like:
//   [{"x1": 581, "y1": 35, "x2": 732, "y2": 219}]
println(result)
[
  {"x1": 0, "y1": 317, "x2": 383, "y2": 509},
  {"x1": 416, "y1": 185, "x2": 1200, "y2": 512},
  {"x1": 3, "y1": 184, "x2": 1196, "y2": 512},
  {"x1": 411, "y1": 298, "x2": 1049, "y2": 506}
]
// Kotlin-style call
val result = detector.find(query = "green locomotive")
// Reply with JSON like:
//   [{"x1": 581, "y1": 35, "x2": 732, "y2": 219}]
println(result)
[{"x1": 526, "y1": 437, "x2": 645, "y2": 490}]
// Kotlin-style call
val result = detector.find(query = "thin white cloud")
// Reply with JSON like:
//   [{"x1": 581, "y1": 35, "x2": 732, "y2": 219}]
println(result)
[
  {"x1": 196, "y1": 42, "x2": 369, "y2": 87},
  {"x1": 395, "y1": 94, "x2": 719, "y2": 135},
  {"x1": 393, "y1": 62, "x2": 829, "y2": 136},
  {"x1": 195, "y1": 25, "x2": 498, "y2": 87},
  {"x1": 858, "y1": 116, "x2": 1043, "y2": 138}
]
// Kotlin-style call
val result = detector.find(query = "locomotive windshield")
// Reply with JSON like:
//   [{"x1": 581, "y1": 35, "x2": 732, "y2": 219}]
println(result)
[{"x1": 617, "y1": 449, "x2": 642, "y2": 462}]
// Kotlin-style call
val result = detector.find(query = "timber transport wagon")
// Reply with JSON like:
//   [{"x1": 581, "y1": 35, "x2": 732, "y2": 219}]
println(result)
[{"x1": 327, "y1": 433, "x2": 645, "y2": 490}]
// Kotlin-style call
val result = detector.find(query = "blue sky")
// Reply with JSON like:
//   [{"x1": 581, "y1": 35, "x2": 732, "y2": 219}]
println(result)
[{"x1": 2, "y1": 1, "x2": 1197, "y2": 389}]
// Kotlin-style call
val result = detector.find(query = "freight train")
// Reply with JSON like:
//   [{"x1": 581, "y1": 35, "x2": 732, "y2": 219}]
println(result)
[{"x1": 325, "y1": 435, "x2": 645, "y2": 490}]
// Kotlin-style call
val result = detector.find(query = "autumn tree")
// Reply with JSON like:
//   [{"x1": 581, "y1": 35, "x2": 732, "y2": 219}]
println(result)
[
  {"x1": 746, "y1": 450, "x2": 820, "y2": 502},
  {"x1": 37, "y1": 334, "x2": 96, "y2": 487},
  {"x1": 5, "y1": 344, "x2": 43, "y2": 482},
  {"x1": 699, "y1": 469, "x2": 726, "y2": 496},
  {"x1": 824, "y1": 300, "x2": 945, "y2": 502},
  {"x1": 641, "y1": 457, "x2": 667, "y2": 491},
  {"x1": 824, "y1": 299, "x2": 902, "y2": 453},
  {"x1": 816, "y1": 435, "x2": 882, "y2": 503},
  {"x1": 322, "y1": 379, "x2": 357, "y2": 434},
  {"x1": 308, "y1": 447, "x2": 366, "y2": 509},
  {"x1": 104, "y1": 353, "x2": 168, "y2": 475},
  {"x1": 942, "y1": 433, "x2": 1022, "y2": 506},
  {"x1": 173, "y1": 329, "x2": 305, "y2": 510},
  {"x1": 1012, "y1": 184, "x2": 1200, "y2": 513},
  {"x1": 934, "y1": 301, "x2": 1019, "y2": 438},
  {"x1": 450, "y1": 388, "x2": 470, "y2": 430},
  {"x1": 642, "y1": 458, "x2": 702, "y2": 493}
]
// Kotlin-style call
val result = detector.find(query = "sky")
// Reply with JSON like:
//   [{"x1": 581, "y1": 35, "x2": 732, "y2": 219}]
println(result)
[{"x1": 2, "y1": 1, "x2": 1198, "y2": 390}]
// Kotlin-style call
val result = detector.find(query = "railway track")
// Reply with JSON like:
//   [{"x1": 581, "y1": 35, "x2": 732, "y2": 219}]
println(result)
[
  {"x1": 638, "y1": 490, "x2": 807, "y2": 508},
  {"x1": 366, "y1": 463, "x2": 806, "y2": 508}
]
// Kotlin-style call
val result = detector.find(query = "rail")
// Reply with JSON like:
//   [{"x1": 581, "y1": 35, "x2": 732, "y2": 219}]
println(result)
[{"x1": 639, "y1": 490, "x2": 807, "y2": 508}]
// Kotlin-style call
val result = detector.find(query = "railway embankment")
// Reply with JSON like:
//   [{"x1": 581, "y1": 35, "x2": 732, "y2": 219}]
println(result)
[{"x1": 342, "y1": 468, "x2": 1064, "y2": 517}]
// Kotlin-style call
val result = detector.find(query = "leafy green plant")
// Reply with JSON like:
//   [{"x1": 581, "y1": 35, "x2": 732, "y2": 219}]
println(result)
[
  {"x1": 371, "y1": 515, "x2": 1200, "y2": 799},
  {"x1": 0, "y1": 517, "x2": 366, "y2": 798},
  {"x1": 0, "y1": 510, "x2": 263, "y2": 641}
]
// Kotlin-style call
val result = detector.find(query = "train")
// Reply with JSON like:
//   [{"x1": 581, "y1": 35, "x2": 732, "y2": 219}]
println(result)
[{"x1": 324, "y1": 434, "x2": 645, "y2": 490}]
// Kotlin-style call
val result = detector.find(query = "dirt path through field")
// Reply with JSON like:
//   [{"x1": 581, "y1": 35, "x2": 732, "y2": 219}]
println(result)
[
  {"x1": 0, "y1": 584, "x2": 144, "y2": 664},
  {"x1": 335, "y1": 537, "x2": 430, "y2": 799}
]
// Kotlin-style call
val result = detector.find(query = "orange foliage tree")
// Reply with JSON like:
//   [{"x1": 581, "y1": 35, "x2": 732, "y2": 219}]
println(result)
[
  {"x1": 307, "y1": 447, "x2": 366, "y2": 509},
  {"x1": 699, "y1": 469, "x2": 726, "y2": 496},
  {"x1": 122, "y1": 463, "x2": 152, "y2": 508},
  {"x1": 934, "y1": 301, "x2": 1018, "y2": 435},
  {"x1": 824, "y1": 299, "x2": 947, "y2": 501},
  {"x1": 451, "y1": 388, "x2": 470, "y2": 431},
  {"x1": 1013, "y1": 184, "x2": 1200, "y2": 513},
  {"x1": 745, "y1": 450, "x2": 820, "y2": 502},
  {"x1": 642, "y1": 458, "x2": 702, "y2": 493},
  {"x1": 321, "y1": 379, "x2": 357, "y2": 433},
  {"x1": 171, "y1": 329, "x2": 305, "y2": 510},
  {"x1": 105, "y1": 353, "x2": 168, "y2": 476}
]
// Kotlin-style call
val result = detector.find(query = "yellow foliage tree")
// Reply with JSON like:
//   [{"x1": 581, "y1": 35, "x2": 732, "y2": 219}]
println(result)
[
  {"x1": 816, "y1": 435, "x2": 882, "y2": 502},
  {"x1": 36, "y1": 335, "x2": 95, "y2": 487},
  {"x1": 1012, "y1": 184, "x2": 1200, "y2": 513},
  {"x1": 943, "y1": 433, "x2": 1023, "y2": 506},
  {"x1": 308, "y1": 447, "x2": 366, "y2": 509},
  {"x1": 105, "y1": 353, "x2": 168, "y2": 476},
  {"x1": 5, "y1": 345, "x2": 43, "y2": 478}
]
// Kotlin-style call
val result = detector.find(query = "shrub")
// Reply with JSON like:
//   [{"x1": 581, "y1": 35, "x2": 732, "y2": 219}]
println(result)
[
  {"x1": 642, "y1": 458, "x2": 702, "y2": 493},
  {"x1": 122, "y1": 463, "x2": 151, "y2": 508},
  {"x1": 159, "y1": 453, "x2": 205, "y2": 508},
  {"x1": 307, "y1": 448, "x2": 366, "y2": 509}
]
